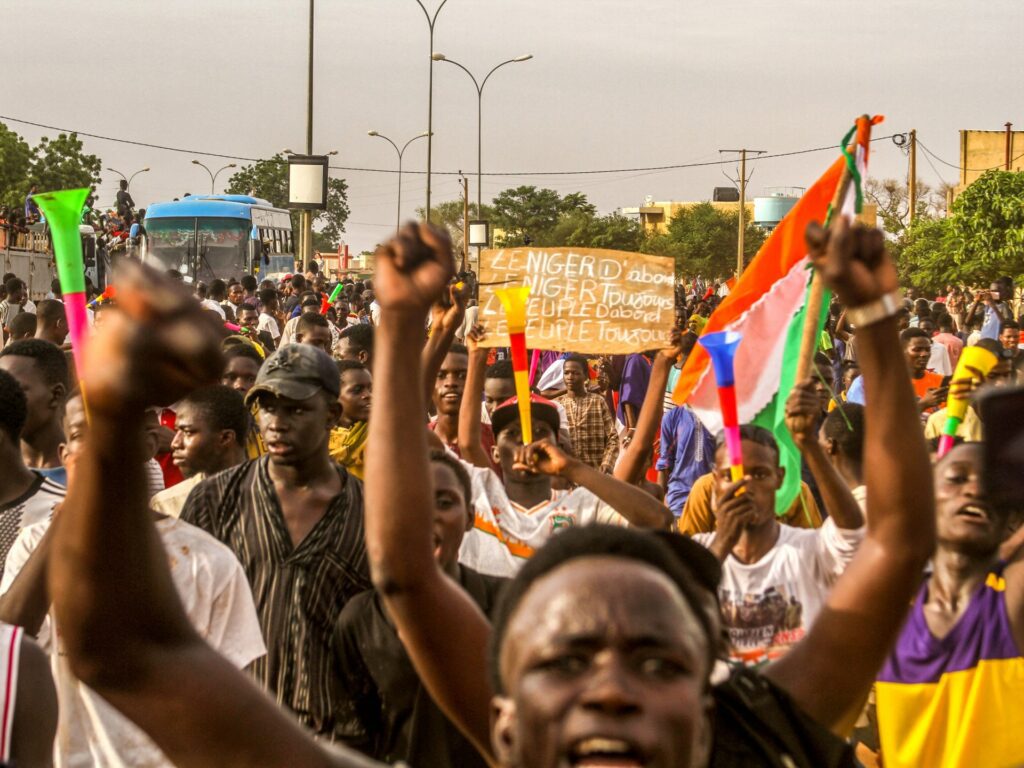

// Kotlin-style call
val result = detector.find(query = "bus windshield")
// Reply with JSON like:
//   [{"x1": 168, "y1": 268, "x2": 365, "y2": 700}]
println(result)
[{"x1": 146, "y1": 217, "x2": 250, "y2": 282}]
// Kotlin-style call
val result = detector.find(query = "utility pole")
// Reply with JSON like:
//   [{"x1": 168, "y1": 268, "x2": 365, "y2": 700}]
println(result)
[
  {"x1": 908, "y1": 129, "x2": 917, "y2": 226},
  {"x1": 302, "y1": 0, "x2": 315, "y2": 271},
  {"x1": 1006, "y1": 122, "x2": 1014, "y2": 170},
  {"x1": 720, "y1": 148, "x2": 765, "y2": 276},
  {"x1": 460, "y1": 173, "x2": 469, "y2": 273}
]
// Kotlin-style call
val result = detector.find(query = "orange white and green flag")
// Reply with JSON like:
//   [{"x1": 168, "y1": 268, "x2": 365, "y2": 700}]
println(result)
[{"x1": 673, "y1": 116, "x2": 882, "y2": 514}]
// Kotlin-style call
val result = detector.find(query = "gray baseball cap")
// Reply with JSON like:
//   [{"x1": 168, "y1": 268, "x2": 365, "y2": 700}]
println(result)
[{"x1": 244, "y1": 343, "x2": 340, "y2": 406}]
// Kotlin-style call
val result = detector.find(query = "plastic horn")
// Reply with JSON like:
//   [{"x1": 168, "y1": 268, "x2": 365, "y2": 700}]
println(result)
[
  {"x1": 33, "y1": 188, "x2": 90, "y2": 381},
  {"x1": 224, "y1": 322, "x2": 241, "y2": 333},
  {"x1": 936, "y1": 344, "x2": 999, "y2": 458},
  {"x1": 495, "y1": 285, "x2": 533, "y2": 444},
  {"x1": 89, "y1": 284, "x2": 116, "y2": 307},
  {"x1": 699, "y1": 330, "x2": 744, "y2": 481},
  {"x1": 323, "y1": 283, "x2": 344, "y2": 315}
]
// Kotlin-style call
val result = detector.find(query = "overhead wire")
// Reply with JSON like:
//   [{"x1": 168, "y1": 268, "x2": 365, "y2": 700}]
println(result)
[{"x1": 0, "y1": 114, "x2": 899, "y2": 179}]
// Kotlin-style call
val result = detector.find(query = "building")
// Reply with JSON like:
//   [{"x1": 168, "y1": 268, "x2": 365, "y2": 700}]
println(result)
[
  {"x1": 952, "y1": 127, "x2": 1024, "y2": 201},
  {"x1": 622, "y1": 189, "x2": 875, "y2": 236}
]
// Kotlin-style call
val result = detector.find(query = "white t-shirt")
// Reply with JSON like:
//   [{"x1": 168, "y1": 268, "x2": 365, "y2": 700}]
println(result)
[
  {"x1": 458, "y1": 463, "x2": 628, "y2": 577},
  {"x1": 257, "y1": 312, "x2": 280, "y2": 340},
  {"x1": 0, "y1": 472, "x2": 64, "y2": 570},
  {"x1": 1, "y1": 517, "x2": 266, "y2": 768},
  {"x1": 927, "y1": 341, "x2": 952, "y2": 377},
  {"x1": 693, "y1": 518, "x2": 864, "y2": 667},
  {"x1": 199, "y1": 299, "x2": 226, "y2": 320}
]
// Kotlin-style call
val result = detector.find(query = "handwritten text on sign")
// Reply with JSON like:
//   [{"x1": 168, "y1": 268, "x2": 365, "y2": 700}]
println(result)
[{"x1": 478, "y1": 247, "x2": 675, "y2": 354}]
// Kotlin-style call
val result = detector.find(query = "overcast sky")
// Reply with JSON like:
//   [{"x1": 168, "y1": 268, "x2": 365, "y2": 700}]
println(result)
[{"x1": 2, "y1": 0, "x2": 1020, "y2": 252}]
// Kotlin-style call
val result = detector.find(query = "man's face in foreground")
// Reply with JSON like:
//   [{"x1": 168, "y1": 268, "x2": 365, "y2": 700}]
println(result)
[{"x1": 493, "y1": 557, "x2": 713, "y2": 768}]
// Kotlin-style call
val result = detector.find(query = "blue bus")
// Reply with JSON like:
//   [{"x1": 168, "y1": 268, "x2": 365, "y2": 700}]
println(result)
[{"x1": 143, "y1": 195, "x2": 296, "y2": 283}]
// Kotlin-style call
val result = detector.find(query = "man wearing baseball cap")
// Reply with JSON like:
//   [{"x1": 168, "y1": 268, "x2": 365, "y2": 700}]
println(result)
[
  {"x1": 181, "y1": 343, "x2": 371, "y2": 737},
  {"x1": 458, "y1": 392, "x2": 674, "y2": 577}
]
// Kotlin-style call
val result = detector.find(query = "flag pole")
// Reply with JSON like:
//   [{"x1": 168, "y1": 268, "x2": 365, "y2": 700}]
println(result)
[{"x1": 795, "y1": 114, "x2": 872, "y2": 383}]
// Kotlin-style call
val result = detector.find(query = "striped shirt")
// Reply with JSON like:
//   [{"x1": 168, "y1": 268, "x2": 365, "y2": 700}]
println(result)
[
  {"x1": 180, "y1": 457, "x2": 370, "y2": 736},
  {"x1": 0, "y1": 472, "x2": 64, "y2": 569}
]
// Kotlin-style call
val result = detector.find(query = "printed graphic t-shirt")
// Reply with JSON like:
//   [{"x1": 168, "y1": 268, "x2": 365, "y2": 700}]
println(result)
[{"x1": 694, "y1": 518, "x2": 863, "y2": 666}]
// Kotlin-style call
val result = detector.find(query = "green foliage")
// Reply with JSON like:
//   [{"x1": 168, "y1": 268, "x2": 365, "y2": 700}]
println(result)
[
  {"x1": 490, "y1": 185, "x2": 566, "y2": 246},
  {"x1": 29, "y1": 133, "x2": 102, "y2": 195},
  {"x1": 416, "y1": 199, "x2": 493, "y2": 255},
  {"x1": 225, "y1": 155, "x2": 350, "y2": 250},
  {"x1": 0, "y1": 123, "x2": 33, "y2": 209},
  {"x1": 0, "y1": 123, "x2": 102, "y2": 211},
  {"x1": 897, "y1": 171, "x2": 1024, "y2": 289},
  {"x1": 548, "y1": 211, "x2": 642, "y2": 252},
  {"x1": 641, "y1": 202, "x2": 766, "y2": 278},
  {"x1": 487, "y1": 186, "x2": 636, "y2": 251}
]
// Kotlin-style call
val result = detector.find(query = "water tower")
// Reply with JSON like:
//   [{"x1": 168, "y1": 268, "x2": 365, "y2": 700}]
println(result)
[{"x1": 753, "y1": 187, "x2": 805, "y2": 230}]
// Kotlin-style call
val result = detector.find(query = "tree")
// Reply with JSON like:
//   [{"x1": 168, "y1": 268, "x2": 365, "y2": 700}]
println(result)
[
  {"x1": 642, "y1": 202, "x2": 766, "y2": 278},
  {"x1": 28, "y1": 133, "x2": 102, "y2": 197},
  {"x1": 895, "y1": 170, "x2": 1024, "y2": 290},
  {"x1": 0, "y1": 122, "x2": 33, "y2": 209},
  {"x1": 415, "y1": 199, "x2": 493, "y2": 255},
  {"x1": 548, "y1": 210, "x2": 642, "y2": 252},
  {"x1": 225, "y1": 155, "x2": 350, "y2": 251},
  {"x1": 490, "y1": 185, "x2": 566, "y2": 246},
  {"x1": 864, "y1": 177, "x2": 951, "y2": 237}
]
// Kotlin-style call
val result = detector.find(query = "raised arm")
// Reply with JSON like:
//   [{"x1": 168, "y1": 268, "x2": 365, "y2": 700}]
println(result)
[
  {"x1": 784, "y1": 379, "x2": 864, "y2": 530},
  {"x1": 457, "y1": 324, "x2": 492, "y2": 469},
  {"x1": 518, "y1": 439, "x2": 673, "y2": 530},
  {"x1": 764, "y1": 219, "x2": 935, "y2": 735},
  {"x1": 364, "y1": 224, "x2": 496, "y2": 759},
  {"x1": 614, "y1": 329, "x2": 684, "y2": 485},
  {"x1": 48, "y1": 263, "x2": 375, "y2": 768},
  {"x1": 420, "y1": 284, "x2": 467, "y2": 408}
]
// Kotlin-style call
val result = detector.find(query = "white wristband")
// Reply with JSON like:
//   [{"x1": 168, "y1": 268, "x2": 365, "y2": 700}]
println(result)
[{"x1": 845, "y1": 290, "x2": 903, "y2": 329}]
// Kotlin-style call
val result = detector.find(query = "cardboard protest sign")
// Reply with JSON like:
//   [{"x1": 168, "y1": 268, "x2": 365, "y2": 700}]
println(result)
[{"x1": 477, "y1": 247, "x2": 675, "y2": 354}]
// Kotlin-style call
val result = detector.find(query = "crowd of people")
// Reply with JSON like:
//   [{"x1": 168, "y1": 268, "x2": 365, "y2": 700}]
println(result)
[{"x1": 0, "y1": 217, "x2": 1019, "y2": 767}]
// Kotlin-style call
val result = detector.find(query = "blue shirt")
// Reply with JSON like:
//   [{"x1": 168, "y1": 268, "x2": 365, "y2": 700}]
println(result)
[
  {"x1": 616, "y1": 354, "x2": 651, "y2": 425},
  {"x1": 35, "y1": 466, "x2": 68, "y2": 487},
  {"x1": 847, "y1": 375, "x2": 866, "y2": 405},
  {"x1": 655, "y1": 406, "x2": 715, "y2": 514}
]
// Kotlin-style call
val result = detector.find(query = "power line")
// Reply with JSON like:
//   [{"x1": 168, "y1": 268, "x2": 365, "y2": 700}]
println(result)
[
  {"x1": 0, "y1": 114, "x2": 899, "y2": 178},
  {"x1": 916, "y1": 139, "x2": 1024, "y2": 173}
]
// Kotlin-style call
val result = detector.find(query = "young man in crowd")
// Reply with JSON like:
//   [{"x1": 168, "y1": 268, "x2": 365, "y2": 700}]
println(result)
[
  {"x1": 221, "y1": 343, "x2": 267, "y2": 459},
  {"x1": 820, "y1": 403, "x2": 866, "y2": 509},
  {"x1": 482, "y1": 360, "x2": 515, "y2": 420},
  {"x1": 933, "y1": 313, "x2": 963, "y2": 371},
  {"x1": 918, "y1": 315, "x2": 952, "y2": 376},
  {"x1": 6, "y1": 311, "x2": 36, "y2": 342},
  {"x1": 294, "y1": 312, "x2": 336, "y2": 356},
  {"x1": 0, "y1": 277, "x2": 33, "y2": 342},
  {"x1": 40, "y1": 219, "x2": 935, "y2": 768},
  {"x1": 338, "y1": 323, "x2": 374, "y2": 367},
  {"x1": 923, "y1": 337, "x2": 1014, "y2": 442},
  {"x1": 430, "y1": 342, "x2": 490, "y2": 458},
  {"x1": 693, "y1": 380, "x2": 865, "y2": 666},
  {"x1": 0, "y1": 368, "x2": 65, "y2": 568},
  {"x1": 0, "y1": 339, "x2": 69, "y2": 486},
  {"x1": 225, "y1": 280, "x2": 247, "y2": 318},
  {"x1": 237, "y1": 303, "x2": 277, "y2": 355},
  {"x1": 875, "y1": 441, "x2": 1024, "y2": 767},
  {"x1": 657, "y1": 393, "x2": 715, "y2": 517},
  {"x1": 329, "y1": 360, "x2": 373, "y2": 479},
  {"x1": 999, "y1": 319, "x2": 1023, "y2": 382},
  {"x1": 34, "y1": 299, "x2": 68, "y2": 347},
  {"x1": 333, "y1": 450, "x2": 503, "y2": 767},
  {"x1": 256, "y1": 288, "x2": 282, "y2": 348},
  {"x1": 901, "y1": 328, "x2": 947, "y2": 411},
  {"x1": 181, "y1": 343, "x2": 371, "y2": 736},
  {"x1": 964, "y1": 279, "x2": 1014, "y2": 341},
  {"x1": 359, "y1": 218, "x2": 937, "y2": 766},
  {"x1": 555, "y1": 353, "x2": 618, "y2": 472},
  {"x1": 150, "y1": 385, "x2": 250, "y2": 518},
  {"x1": 0, "y1": 388, "x2": 265, "y2": 768}
]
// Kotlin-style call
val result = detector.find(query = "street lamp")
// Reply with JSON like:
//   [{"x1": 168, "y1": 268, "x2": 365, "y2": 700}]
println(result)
[
  {"x1": 433, "y1": 52, "x2": 532, "y2": 263},
  {"x1": 368, "y1": 130, "x2": 430, "y2": 233},
  {"x1": 106, "y1": 166, "x2": 151, "y2": 189},
  {"x1": 191, "y1": 160, "x2": 237, "y2": 194},
  {"x1": 413, "y1": 0, "x2": 451, "y2": 222}
]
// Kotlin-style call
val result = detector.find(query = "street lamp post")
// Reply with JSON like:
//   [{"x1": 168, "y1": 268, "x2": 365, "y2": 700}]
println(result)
[
  {"x1": 368, "y1": 131, "x2": 430, "y2": 233},
  {"x1": 413, "y1": 0, "x2": 450, "y2": 222},
  {"x1": 432, "y1": 52, "x2": 532, "y2": 260},
  {"x1": 106, "y1": 166, "x2": 150, "y2": 190},
  {"x1": 191, "y1": 160, "x2": 237, "y2": 194}
]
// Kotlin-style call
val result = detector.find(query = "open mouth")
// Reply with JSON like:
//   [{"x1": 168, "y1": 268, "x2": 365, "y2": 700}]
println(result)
[
  {"x1": 955, "y1": 503, "x2": 990, "y2": 522},
  {"x1": 568, "y1": 737, "x2": 647, "y2": 767}
]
